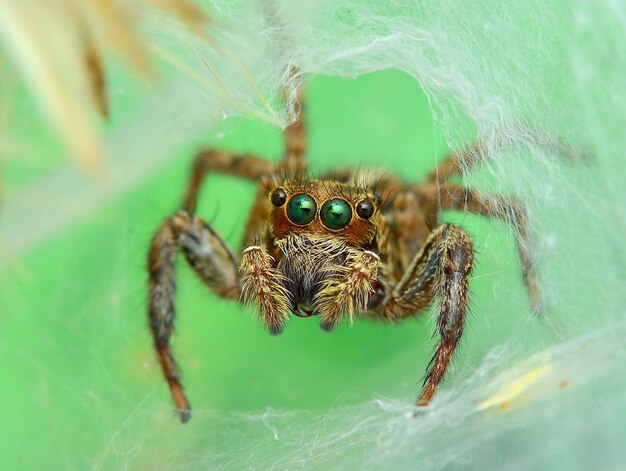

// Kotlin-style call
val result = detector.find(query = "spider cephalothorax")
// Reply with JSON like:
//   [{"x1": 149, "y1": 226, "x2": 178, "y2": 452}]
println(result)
[
  {"x1": 240, "y1": 178, "x2": 386, "y2": 333},
  {"x1": 147, "y1": 78, "x2": 548, "y2": 423}
]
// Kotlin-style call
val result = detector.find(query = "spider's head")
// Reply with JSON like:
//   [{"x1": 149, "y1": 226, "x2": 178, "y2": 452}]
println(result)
[
  {"x1": 265, "y1": 178, "x2": 383, "y2": 250},
  {"x1": 262, "y1": 177, "x2": 385, "y2": 315}
]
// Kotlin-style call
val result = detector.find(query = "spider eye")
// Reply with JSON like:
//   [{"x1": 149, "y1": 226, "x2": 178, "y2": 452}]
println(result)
[
  {"x1": 356, "y1": 200, "x2": 374, "y2": 219},
  {"x1": 271, "y1": 188, "x2": 287, "y2": 207},
  {"x1": 287, "y1": 193, "x2": 317, "y2": 225},
  {"x1": 320, "y1": 199, "x2": 352, "y2": 230}
]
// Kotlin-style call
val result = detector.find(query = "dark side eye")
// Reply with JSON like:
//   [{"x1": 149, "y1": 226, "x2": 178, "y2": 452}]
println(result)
[
  {"x1": 271, "y1": 188, "x2": 287, "y2": 207},
  {"x1": 356, "y1": 200, "x2": 375, "y2": 219},
  {"x1": 320, "y1": 198, "x2": 352, "y2": 230},
  {"x1": 287, "y1": 193, "x2": 317, "y2": 225}
]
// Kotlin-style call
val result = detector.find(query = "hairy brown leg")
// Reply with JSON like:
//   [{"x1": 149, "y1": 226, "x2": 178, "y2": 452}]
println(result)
[
  {"x1": 314, "y1": 250, "x2": 380, "y2": 331},
  {"x1": 384, "y1": 190, "x2": 433, "y2": 281},
  {"x1": 150, "y1": 149, "x2": 276, "y2": 422},
  {"x1": 148, "y1": 210, "x2": 241, "y2": 422},
  {"x1": 376, "y1": 224, "x2": 474, "y2": 407},
  {"x1": 240, "y1": 187, "x2": 272, "y2": 249},
  {"x1": 416, "y1": 182, "x2": 543, "y2": 315},
  {"x1": 426, "y1": 128, "x2": 588, "y2": 184},
  {"x1": 239, "y1": 84, "x2": 308, "y2": 247},
  {"x1": 148, "y1": 221, "x2": 183, "y2": 418},
  {"x1": 182, "y1": 150, "x2": 275, "y2": 214},
  {"x1": 240, "y1": 245, "x2": 291, "y2": 334},
  {"x1": 181, "y1": 148, "x2": 277, "y2": 253},
  {"x1": 242, "y1": 72, "x2": 309, "y2": 246},
  {"x1": 280, "y1": 71, "x2": 307, "y2": 177},
  {"x1": 425, "y1": 142, "x2": 485, "y2": 184}
]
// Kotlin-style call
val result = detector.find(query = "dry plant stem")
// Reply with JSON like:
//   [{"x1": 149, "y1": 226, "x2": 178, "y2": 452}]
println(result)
[{"x1": 0, "y1": 0, "x2": 211, "y2": 171}]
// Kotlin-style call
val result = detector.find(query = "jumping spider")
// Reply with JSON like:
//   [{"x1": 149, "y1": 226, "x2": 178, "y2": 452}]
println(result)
[{"x1": 147, "y1": 78, "x2": 544, "y2": 423}]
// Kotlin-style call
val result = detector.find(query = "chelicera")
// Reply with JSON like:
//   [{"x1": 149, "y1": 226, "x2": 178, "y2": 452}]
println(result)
[{"x1": 147, "y1": 76, "x2": 545, "y2": 423}]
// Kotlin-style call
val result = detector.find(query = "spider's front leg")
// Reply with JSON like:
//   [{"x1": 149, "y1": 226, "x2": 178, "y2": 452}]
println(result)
[
  {"x1": 314, "y1": 250, "x2": 380, "y2": 331},
  {"x1": 381, "y1": 224, "x2": 474, "y2": 407},
  {"x1": 148, "y1": 210, "x2": 240, "y2": 422},
  {"x1": 240, "y1": 246, "x2": 291, "y2": 335}
]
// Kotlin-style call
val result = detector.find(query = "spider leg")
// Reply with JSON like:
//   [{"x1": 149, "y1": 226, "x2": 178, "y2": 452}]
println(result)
[
  {"x1": 376, "y1": 224, "x2": 474, "y2": 407},
  {"x1": 148, "y1": 211, "x2": 240, "y2": 422},
  {"x1": 240, "y1": 71, "x2": 311, "y2": 246},
  {"x1": 182, "y1": 150, "x2": 274, "y2": 214},
  {"x1": 240, "y1": 245, "x2": 291, "y2": 334},
  {"x1": 426, "y1": 128, "x2": 588, "y2": 184},
  {"x1": 425, "y1": 142, "x2": 485, "y2": 184},
  {"x1": 416, "y1": 182, "x2": 543, "y2": 315},
  {"x1": 151, "y1": 123, "x2": 280, "y2": 422},
  {"x1": 314, "y1": 250, "x2": 380, "y2": 331},
  {"x1": 280, "y1": 68, "x2": 307, "y2": 177}
]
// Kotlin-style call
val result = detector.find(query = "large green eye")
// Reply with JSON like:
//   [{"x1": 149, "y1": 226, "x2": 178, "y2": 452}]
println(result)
[
  {"x1": 320, "y1": 198, "x2": 352, "y2": 230},
  {"x1": 287, "y1": 193, "x2": 317, "y2": 225}
]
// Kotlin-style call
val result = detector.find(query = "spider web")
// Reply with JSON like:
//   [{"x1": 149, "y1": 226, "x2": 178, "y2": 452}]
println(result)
[{"x1": 1, "y1": 0, "x2": 625, "y2": 469}]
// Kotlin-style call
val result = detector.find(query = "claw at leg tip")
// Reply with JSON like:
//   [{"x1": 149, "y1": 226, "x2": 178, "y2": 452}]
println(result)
[
  {"x1": 532, "y1": 301, "x2": 547, "y2": 318},
  {"x1": 268, "y1": 324, "x2": 284, "y2": 336},
  {"x1": 320, "y1": 320, "x2": 336, "y2": 332},
  {"x1": 412, "y1": 398, "x2": 431, "y2": 418},
  {"x1": 178, "y1": 408, "x2": 191, "y2": 423}
]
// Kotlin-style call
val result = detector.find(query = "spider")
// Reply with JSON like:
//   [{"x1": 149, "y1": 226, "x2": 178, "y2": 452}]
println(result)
[{"x1": 147, "y1": 77, "x2": 544, "y2": 423}]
